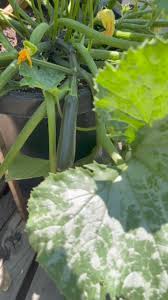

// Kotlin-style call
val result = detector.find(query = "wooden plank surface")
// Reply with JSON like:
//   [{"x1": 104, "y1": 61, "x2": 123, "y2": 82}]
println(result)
[
  {"x1": 25, "y1": 266, "x2": 64, "y2": 300},
  {"x1": 0, "y1": 212, "x2": 35, "y2": 300}
]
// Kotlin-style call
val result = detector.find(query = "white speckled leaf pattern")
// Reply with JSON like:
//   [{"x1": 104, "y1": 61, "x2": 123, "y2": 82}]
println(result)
[{"x1": 27, "y1": 119, "x2": 168, "y2": 300}]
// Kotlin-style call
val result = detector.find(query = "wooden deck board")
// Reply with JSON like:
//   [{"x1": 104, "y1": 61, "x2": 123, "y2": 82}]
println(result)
[
  {"x1": 25, "y1": 266, "x2": 64, "y2": 300},
  {"x1": 0, "y1": 190, "x2": 65, "y2": 300},
  {"x1": 0, "y1": 212, "x2": 35, "y2": 300}
]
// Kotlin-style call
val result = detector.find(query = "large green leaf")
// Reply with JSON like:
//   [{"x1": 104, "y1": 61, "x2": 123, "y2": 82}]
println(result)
[
  {"x1": 95, "y1": 40, "x2": 168, "y2": 141},
  {"x1": 27, "y1": 117, "x2": 168, "y2": 300},
  {"x1": 19, "y1": 63, "x2": 65, "y2": 91},
  {"x1": 6, "y1": 153, "x2": 49, "y2": 180}
]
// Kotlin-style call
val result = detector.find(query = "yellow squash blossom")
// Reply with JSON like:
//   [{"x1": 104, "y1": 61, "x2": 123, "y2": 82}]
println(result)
[
  {"x1": 18, "y1": 47, "x2": 32, "y2": 67},
  {"x1": 97, "y1": 9, "x2": 115, "y2": 37}
]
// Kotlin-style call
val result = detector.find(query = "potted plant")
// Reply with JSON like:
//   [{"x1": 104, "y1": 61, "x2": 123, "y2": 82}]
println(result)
[
  {"x1": 0, "y1": 0, "x2": 160, "y2": 180},
  {"x1": 1, "y1": 0, "x2": 168, "y2": 299}
]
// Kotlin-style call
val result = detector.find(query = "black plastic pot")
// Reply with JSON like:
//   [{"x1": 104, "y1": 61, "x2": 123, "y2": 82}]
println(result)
[{"x1": 0, "y1": 87, "x2": 96, "y2": 162}]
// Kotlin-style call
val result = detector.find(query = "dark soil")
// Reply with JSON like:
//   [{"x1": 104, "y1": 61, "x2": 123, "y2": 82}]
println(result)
[{"x1": 0, "y1": 0, "x2": 8, "y2": 9}]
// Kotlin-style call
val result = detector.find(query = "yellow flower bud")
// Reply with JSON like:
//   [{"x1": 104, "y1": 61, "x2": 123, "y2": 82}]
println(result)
[
  {"x1": 18, "y1": 48, "x2": 32, "y2": 67},
  {"x1": 97, "y1": 9, "x2": 115, "y2": 37}
]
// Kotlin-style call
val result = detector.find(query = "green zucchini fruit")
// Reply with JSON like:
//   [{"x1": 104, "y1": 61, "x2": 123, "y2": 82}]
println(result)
[{"x1": 57, "y1": 94, "x2": 79, "y2": 171}]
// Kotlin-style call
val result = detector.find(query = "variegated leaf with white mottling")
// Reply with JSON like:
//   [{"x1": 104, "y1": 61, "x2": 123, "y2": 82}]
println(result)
[{"x1": 27, "y1": 118, "x2": 168, "y2": 300}]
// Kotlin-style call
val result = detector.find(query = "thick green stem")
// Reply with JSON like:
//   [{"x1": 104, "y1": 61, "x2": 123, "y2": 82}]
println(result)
[
  {"x1": 0, "y1": 81, "x2": 21, "y2": 97},
  {"x1": 74, "y1": 43, "x2": 97, "y2": 76},
  {"x1": 118, "y1": 19, "x2": 168, "y2": 31},
  {"x1": 90, "y1": 49, "x2": 121, "y2": 60},
  {"x1": 58, "y1": 18, "x2": 139, "y2": 49},
  {"x1": 64, "y1": 0, "x2": 75, "y2": 40},
  {"x1": 37, "y1": 0, "x2": 45, "y2": 22},
  {"x1": 72, "y1": 0, "x2": 80, "y2": 20},
  {"x1": 118, "y1": 18, "x2": 168, "y2": 28},
  {"x1": 8, "y1": 0, "x2": 30, "y2": 37},
  {"x1": 0, "y1": 102, "x2": 46, "y2": 178},
  {"x1": 45, "y1": 0, "x2": 53, "y2": 21},
  {"x1": 53, "y1": 0, "x2": 59, "y2": 38},
  {"x1": 75, "y1": 46, "x2": 124, "y2": 166},
  {"x1": 75, "y1": 146, "x2": 100, "y2": 166},
  {"x1": 76, "y1": 126, "x2": 96, "y2": 132},
  {"x1": 77, "y1": 67, "x2": 94, "y2": 94},
  {"x1": 116, "y1": 23, "x2": 149, "y2": 33},
  {"x1": 44, "y1": 92, "x2": 57, "y2": 173},
  {"x1": 96, "y1": 120, "x2": 124, "y2": 166},
  {"x1": 0, "y1": 11, "x2": 25, "y2": 38},
  {"x1": 0, "y1": 52, "x2": 17, "y2": 66},
  {"x1": 114, "y1": 30, "x2": 154, "y2": 42},
  {"x1": 152, "y1": 20, "x2": 168, "y2": 27},
  {"x1": 0, "y1": 60, "x2": 18, "y2": 91},
  {"x1": 32, "y1": 58, "x2": 73, "y2": 74},
  {"x1": 0, "y1": 31, "x2": 16, "y2": 52},
  {"x1": 88, "y1": 0, "x2": 94, "y2": 50},
  {"x1": 69, "y1": 0, "x2": 74, "y2": 17},
  {"x1": 94, "y1": 0, "x2": 100, "y2": 14},
  {"x1": 60, "y1": 0, "x2": 65, "y2": 17},
  {"x1": 30, "y1": 0, "x2": 41, "y2": 22},
  {"x1": 8, "y1": 0, "x2": 37, "y2": 28},
  {"x1": 118, "y1": 19, "x2": 147, "y2": 25},
  {"x1": 82, "y1": 0, "x2": 89, "y2": 25},
  {"x1": 124, "y1": 9, "x2": 152, "y2": 19}
]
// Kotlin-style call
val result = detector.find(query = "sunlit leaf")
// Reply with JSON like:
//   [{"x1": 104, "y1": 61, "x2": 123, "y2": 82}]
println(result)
[
  {"x1": 27, "y1": 117, "x2": 168, "y2": 300},
  {"x1": 95, "y1": 40, "x2": 168, "y2": 141}
]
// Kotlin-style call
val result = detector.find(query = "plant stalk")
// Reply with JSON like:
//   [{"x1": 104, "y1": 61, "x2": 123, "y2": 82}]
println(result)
[
  {"x1": 0, "y1": 30, "x2": 16, "y2": 52},
  {"x1": 0, "y1": 102, "x2": 46, "y2": 179},
  {"x1": 8, "y1": 0, "x2": 37, "y2": 28},
  {"x1": 0, "y1": 59, "x2": 18, "y2": 91},
  {"x1": 32, "y1": 58, "x2": 73, "y2": 74},
  {"x1": 0, "y1": 52, "x2": 17, "y2": 65},
  {"x1": 114, "y1": 30, "x2": 154, "y2": 42},
  {"x1": 74, "y1": 43, "x2": 98, "y2": 76},
  {"x1": 96, "y1": 120, "x2": 124, "y2": 166},
  {"x1": 37, "y1": 0, "x2": 45, "y2": 22},
  {"x1": 53, "y1": 0, "x2": 59, "y2": 39},
  {"x1": 124, "y1": 8, "x2": 152, "y2": 19},
  {"x1": 88, "y1": 0, "x2": 94, "y2": 50},
  {"x1": 30, "y1": 0, "x2": 41, "y2": 22},
  {"x1": 116, "y1": 23, "x2": 149, "y2": 33},
  {"x1": 44, "y1": 92, "x2": 57, "y2": 173},
  {"x1": 0, "y1": 11, "x2": 25, "y2": 38},
  {"x1": 58, "y1": 18, "x2": 139, "y2": 50},
  {"x1": 90, "y1": 49, "x2": 121, "y2": 60}
]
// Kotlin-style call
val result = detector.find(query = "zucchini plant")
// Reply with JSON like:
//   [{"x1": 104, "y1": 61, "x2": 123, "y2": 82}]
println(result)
[
  {"x1": 0, "y1": 1, "x2": 168, "y2": 299},
  {"x1": 0, "y1": 0, "x2": 161, "y2": 178},
  {"x1": 27, "y1": 39, "x2": 168, "y2": 300}
]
